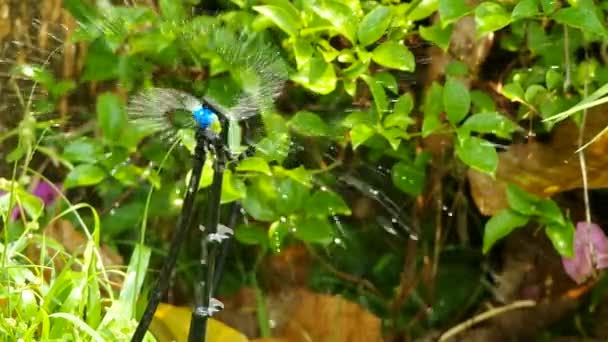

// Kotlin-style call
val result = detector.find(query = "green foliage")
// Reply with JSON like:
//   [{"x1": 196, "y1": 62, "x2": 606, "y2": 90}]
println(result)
[
  {"x1": 483, "y1": 185, "x2": 574, "y2": 256},
  {"x1": 4, "y1": 0, "x2": 608, "y2": 339}
]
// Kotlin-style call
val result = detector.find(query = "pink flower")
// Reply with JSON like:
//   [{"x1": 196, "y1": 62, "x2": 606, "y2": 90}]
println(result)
[
  {"x1": 2, "y1": 180, "x2": 62, "y2": 221},
  {"x1": 562, "y1": 222, "x2": 608, "y2": 284}
]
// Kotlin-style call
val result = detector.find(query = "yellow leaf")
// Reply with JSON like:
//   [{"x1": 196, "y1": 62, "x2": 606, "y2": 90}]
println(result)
[{"x1": 150, "y1": 303, "x2": 248, "y2": 342}]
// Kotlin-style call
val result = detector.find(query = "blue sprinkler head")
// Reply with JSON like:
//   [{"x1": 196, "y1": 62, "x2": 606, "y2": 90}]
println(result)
[{"x1": 192, "y1": 106, "x2": 216, "y2": 129}]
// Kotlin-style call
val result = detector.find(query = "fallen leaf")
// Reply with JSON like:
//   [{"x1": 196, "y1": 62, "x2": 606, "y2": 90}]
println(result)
[
  {"x1": 270, "y1": 288, "x2": 382, "y2": 342},
  {"x1": 151, "y1": 303, "x2": 249, "y2": 342},
  {"x1": 468, "y1": 105, "x2": 608, "y2": 215}
]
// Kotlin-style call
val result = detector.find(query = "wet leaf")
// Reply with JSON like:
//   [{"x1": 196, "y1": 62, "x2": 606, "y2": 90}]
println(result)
[
  {"x1": 293, "y1": 216, "x2": 333, "y2": 244},
  {"x1": 512, "y1": 0, "x2": 539, "y2": 20},
  {"x1": 97, "y1": 92, "x2": 126, "y2": 142},
  {"x1": 391, "y1": 160, "x2": 426, "y2": 196},
  {"x1": 361, "y1": 75, "x2": 388, "y2": 116},
  {"x1": 500, "y1": 82, "x2": 525, "y2": 102},
  {"x1": 274, "y1": 177, "x2": 309, "y2": 215},
  {"x1": 438, "y1": 0, "x2": 470, "y2": 27},
  {"x1": 443, "y1": 77, "x2": 470, "y2": 125},
  {"x1": 460, "y1": 112, "x2": 519, "y2": 139},
  {"x1": 64, "y1": 164, "x2": 106, "y2": 189},
  {"x1": 358, "y1": 6, "x2": 391, "y2": 46},
  {"x1": 483, "y1": 209, "x2": 529, "y2": 253},
  {"x1": 63, "y1": 137, "x2": 104, "y2": 164},
  {"x1": 254, "y1": 4, "x2": 301, "y2": 36},
  {"x1": 311, "y1": 1, "x2": 357, "y2": 43},
  {"x1": 553, "y1": 2, "x2": 607, "y2": 38},
  {"x1": 505, "y1": 184, "x2": 541, "y2": 216},
  {"x1": 268, "y1": 220, "x2": 290, "y2": 252},
  {"x1": 236, "y1": 157, "x2": 272, "y2": 175},
  {"x1": 374, "y1": 71, "x2": 398, "y2": 94},
  {"x1": 371, "y1": 41, "x2": 415, "y2": 71},
  {"x1": 545, "y1": 221, "x2": 575, "y2": 257},
  {"x1": 419, "y1": 22, "x2": 453, "y2": 51},
  {"x1": 289, "y1": 111, "x2": 330, "y2": 136},
  {"x1": 292, "y1": 57, "x2": 336, "y2": 95},
  {"x1": 235, "y1": 224, "x2": 268, "y2": 246},
  {"x1": 474, "y1": 2, "x2": 511, "y2": 37},
  {"x1": 151, "y1": 303, "x2": 248, "y2": 342},
  {"x1": 422, "y1": 82, "x2": 444, "y2": 137},
  {"x1": 470, "y1": 90, "x2": 496, "y2": 112},
  {"x1": 455, "y1": 135, "x2": 497, "y2": 176},
  {"x1": 159, "y1": 0, "x2": 185, "y2": 21},
  {"x1": 350, "y1": 124, "x2": 375, "y2": 149},
  {"x1": 305, "y1": 190, "x2": 351, "y2": 217}
]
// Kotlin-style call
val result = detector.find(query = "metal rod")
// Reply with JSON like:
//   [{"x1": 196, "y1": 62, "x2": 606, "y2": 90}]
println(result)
[{"x1": 131, "y1": 127, "x2": 208, "y2": 342}]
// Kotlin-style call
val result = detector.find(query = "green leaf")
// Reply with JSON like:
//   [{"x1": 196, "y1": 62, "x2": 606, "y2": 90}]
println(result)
[
  {"x1": 500, "y1": 82, "x2": 525, "y2": 102},
  {"x1": 305, "y1": 190, "x2": 351, "y2": 217},
  {"x1": 351, "y1": 124, "x2": 375, "y2": 149},
  {"x1": 545, "y1": 69, "x2": 564, "y2": 90},
  {"x1": 371, "y1": 41, "x2": 415, "y2": 71},
  {"x1": 470, "y1": 90, "x2": 496, "y2": 112},
  {"x1": 236, "y1": 157, "x2": 272, "y2": 175},
  {"x1": 63, "y1": 137, "x2": 104, "y2": 164},
  {"x1": 537, "y1": 199, "x2": 566, "y2": 226},
  {"x1": 460, "y1": 112, "x2": 519, "y2": 139},
  {"x1": 292, "y1": 57, "x2": 336, "y2": 95},
  {"x1": 242, "y1": 178, "x2": 279, "y2": 222},
  {"x1": 358, "y1": 6, "x2": 391, "y2": 46},
  {"x1": 505, "y1": 184, "x2": 541, "y2": 216},
  {"x1": 374, "y1": 71, "x2": 398, "y2": 94},
  {"x1": 361, "y1": 75, "x2": 388, "y2": 116},
  {"x1": 82, "y1": 40, "x2": 120, "y2": 81},
  {"x1": 483, "y1": 209, "x2": 529, "y2": 253},
  {"x1": 272, "y1": 165, "x2": 312, "y2": 187},
  {"x1": 524, "y1": 84, "x2": 547, "y2": 104},
  {"x1": 539, "y1": 0, "x2": 558, "y2": 13},
  {"x1": 97, "y1": 92, "x2": 126, "y2": 142},
  {"x1": 419, "y1": 23, "x2": 453, "y2": 51},
  {"x1": 443, "y1": 77, "x2": 470, "y2": 125},
  {"x1": 553, "y1": 2, "x2": 607, "y2": 38},
  {"x1": 293, "y1": 216, "x2": 334, "y2": 244},
  {"x1": 312, "y1": 1, "x2": 357, "y2": 43},
  {"x1": 294, "y1": 38, "x2": 314, "y2": 67},
  {"x1": 159, "y1": 0, "x2": 185, "y2": 21},
  {"x1": 17, "y1": 189, "x2": 45, "y2": 220},
  {"x1": 112, "y1": 164, "x2": 142, "y2": 186},
  {"x1": 445, "y1": 61, "x2": 469, "y2": 77},
  {"x1": 384, "y1": 93, "x2": 415, "y2": 129},
  {"x1": 235, "y1": 224, "x2": 268, "y2": 246},
  {"x1": 275, "y1": 177, "x2": 309, "y2": 215},
  {"x1": 455, "y1": 135, "x2": 498, "y2": 175},
  {"x1": 512, "y1": 0, "x2": 539, "y2": 20},
  {"x1": 474, "y1": 2, "x2": 512, "y2": 37},
  {"x1": 289, "y1": 111, "x2": 330, "y2": 136},
  {"x1": 221, "y1": 170, "x2": 246, "y2": 204},
  {"x1": 545, "y1": 221, "x2": 575, "y2": 257},
  {"x1": 422, "y1": 82, "x2": 444, "y2": 137},
  {"x1": 253, "y1": 5, "x2": 301, "y2": 36},
  {"x1": 402, "y1": 0, "x2": 439, "y2": 21},
  {"x1": 64, "y1": 164, "x2": 106, "y2": 189},
  {"x1": 392, "y1": 161, "x2": 426, "y2": 196},
  {"x1": 438, "y1": 0, "x2": 471, "y2": 27}
]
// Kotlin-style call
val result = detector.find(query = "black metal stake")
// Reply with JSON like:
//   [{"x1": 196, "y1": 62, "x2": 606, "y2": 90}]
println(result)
[
  {"x1": 188, "y1": 134, "x2": 226, "y2": 342},
  {"x1": 131, "y1": 127, "x2": 208, "y2": 342}
]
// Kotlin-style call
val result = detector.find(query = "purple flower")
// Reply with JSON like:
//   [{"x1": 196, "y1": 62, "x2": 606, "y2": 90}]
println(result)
[
  {"x1": 562, "y1": 222, "x2": 608, "y2": 284},
  {"x1": 8, "y1": 180, "x2": 62, "y2": 221}
]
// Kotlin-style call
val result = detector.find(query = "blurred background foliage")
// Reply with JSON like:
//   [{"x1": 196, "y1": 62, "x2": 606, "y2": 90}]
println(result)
[{"x1": 2, "y1": 0, "x2": 608, "y2": 340}]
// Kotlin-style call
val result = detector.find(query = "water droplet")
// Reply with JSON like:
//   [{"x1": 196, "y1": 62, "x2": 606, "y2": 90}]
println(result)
[{"x1": 173, "y1": 198, "x2": 183, "y2": 206}]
